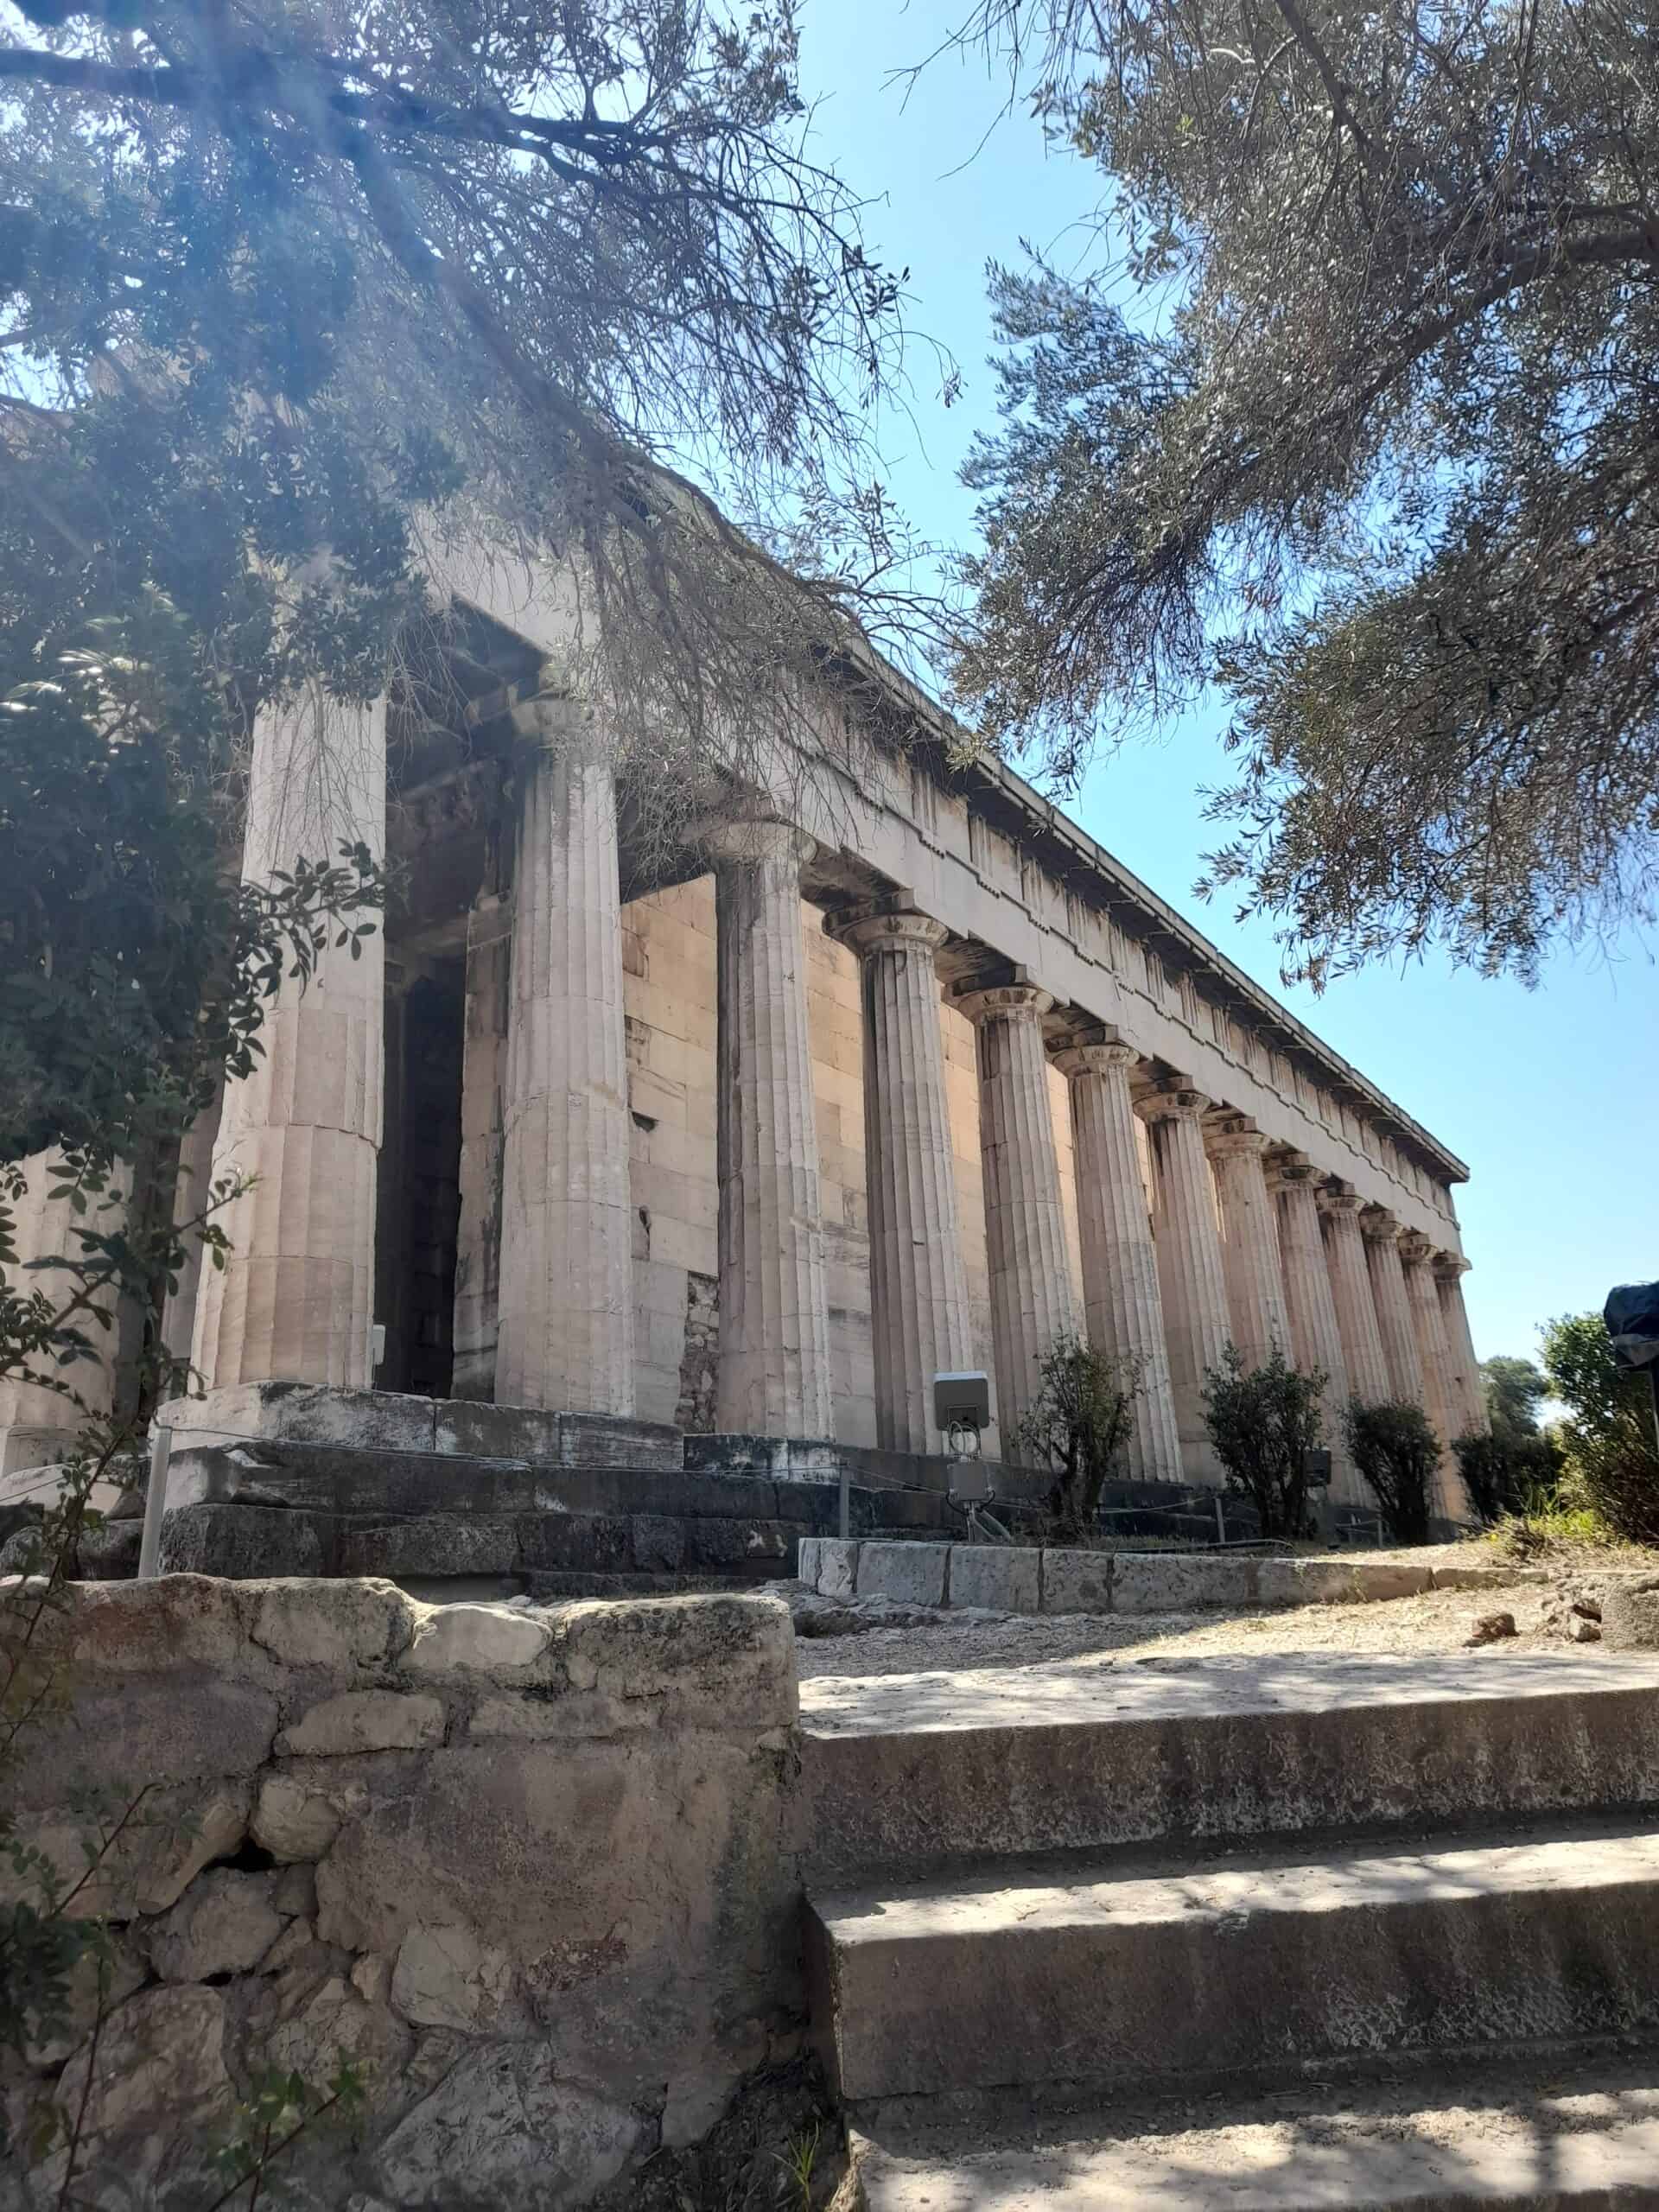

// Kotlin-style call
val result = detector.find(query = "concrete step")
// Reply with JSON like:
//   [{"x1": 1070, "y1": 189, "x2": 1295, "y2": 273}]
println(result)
[
  {"x1": 849, "y1": 2048, "x2": 1659, "y2": 2209},
  {"x1": 808, "y1": 1818, "x2": 1659, "y2": 2103},
  {"x1": 799, "y1": 1652, "x2": 1659, "y2": 1887}
]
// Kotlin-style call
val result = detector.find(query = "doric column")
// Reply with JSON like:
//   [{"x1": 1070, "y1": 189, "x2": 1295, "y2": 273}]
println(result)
[
  {"x1": 1205, "y1": 1116, "x2": 1292, "y2": 1372},
  {"x1": 1401, "y1": 1230, "x2": 1472, "y2": 1519},
  {"x1": 1054, "y1": 1035, "x2": 1183, "y2": 1484},
  {"x1": 1435, "y1": 1253, "x2": 1490, "y2": 1439},
  {"x1": 0, "y1": 1154, "x2": 128, "y2": 1474},
  {"x1": 159, "y1": 1088, "x2": 224, "y2": 1395},
  {"x1": 1136, "y1": 1082, "x2": 1230, "y2": 1485},
  {"x1": 1318, "y1": 1185, "x2": 1393, "y2": 1408},
  {"x1": 495, "y1": 716, "x2": 636, "y2": 1415},
  {"x1": 1361, "y1": 1205, "x2": 1425, "y2": 1406},
  {"x1": 1399, "y1": 1231, "x2": 1459, "y2": 1446},
  {"x1": 956, "y1": 981, "x2": 1077, "y2": 1448},
  {"x1": 193, "y1": 687, "x2": 385, "y2": 1391},
  {"x1": 706, "y1": 817, "x2": 833, "y2": 1440},
  {"x1": 829, "y1": 905, "x2": 973, "y2": 1453},
  {"x1": 451, "y1": 894, "x2": 512, "y2": 1402},
  {"x1": 1270, "y1": 1153, "x2": 1357, "y2": 1498}
]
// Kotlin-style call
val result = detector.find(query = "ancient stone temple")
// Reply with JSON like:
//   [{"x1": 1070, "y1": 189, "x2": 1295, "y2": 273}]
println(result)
[{"x1": 0, "y1": 549, "x2": 1486, "y2": 1524}]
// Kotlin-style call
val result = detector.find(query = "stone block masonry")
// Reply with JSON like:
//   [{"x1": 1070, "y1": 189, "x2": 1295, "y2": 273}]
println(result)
[
  {"x1": 796, "y1": 1537, "x2": 1460, "y2": 1616},
  {"x1": 3, "y1": 1576, "x2": 798, "y2": 2210}
]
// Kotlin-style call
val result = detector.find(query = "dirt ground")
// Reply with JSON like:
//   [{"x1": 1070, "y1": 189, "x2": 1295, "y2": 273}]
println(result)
[{"x1": 787, "y1": 1546, "x2": 1647, "y2": 1682}]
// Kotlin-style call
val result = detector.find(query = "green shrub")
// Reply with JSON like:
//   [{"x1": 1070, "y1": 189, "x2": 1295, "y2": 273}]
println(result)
[
  {"x1": 1541, "y1": 1313, "x2": 1659, "y2": 1546},
  {"x1": 1344, "y1": 1400, "x2": 1440, "y2": 1543},
  {"x1": 1453, "y1": 1427, "x2": 1563, "y2": 1526},
  {"x1": 1201, "y1": 1344, "x2": 1325, "y2": 1540},
  {"x1": 1014, "y1": 1333, "x2": 1139, "y2": 1541}
]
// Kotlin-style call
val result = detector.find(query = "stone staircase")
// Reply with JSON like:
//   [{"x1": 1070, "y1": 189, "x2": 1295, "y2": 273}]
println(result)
[{"x1": 800, "y1": 1649, "x2": 1659, "y2": 2209}]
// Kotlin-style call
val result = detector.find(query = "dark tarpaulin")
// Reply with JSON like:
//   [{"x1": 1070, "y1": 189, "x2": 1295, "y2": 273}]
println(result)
[{"x1": 1605, "y1": 1282, "x2": 1659, "y2": 1371}]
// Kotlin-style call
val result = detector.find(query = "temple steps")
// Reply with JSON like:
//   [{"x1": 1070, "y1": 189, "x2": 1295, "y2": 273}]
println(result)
[{"x1": 802, "y1": 1652, "x2": 1659, "y2": 2209}]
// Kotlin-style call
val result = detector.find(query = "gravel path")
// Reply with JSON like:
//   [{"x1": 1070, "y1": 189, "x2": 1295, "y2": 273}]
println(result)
[{"x1": 787, "y1": 1553, "x2": 1633, "y2": 1682}]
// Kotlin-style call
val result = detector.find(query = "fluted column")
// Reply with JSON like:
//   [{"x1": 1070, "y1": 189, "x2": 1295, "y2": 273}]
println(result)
[
  {"x1": 1319, "y1": 1186, "x2": 1392, "y2": 1408},
  {"x1": 1055, "y1": 1035, "x2": 1183, "y2": 1484},
  {"x1": 495, "y1": 721, "x2": 635, "y2": 1414},
  {"x1": 1137, "y1": 1082, "x2": 1230, "y2": 1486},
  {"x1": 1271, "y1": 1154, "x2": 1358, "y2": 1500},
  {"x1": 452, "y1": 895, "x2": 512, "y2": 1402},
  {"x1": 1436, "y1": 1254, "x2": 1490, "y2": 1440},
  {"x1": 1361, "y1": 1205, "x2": 1424, "y2": 1406},
  {"x1": 1401, "y1": 1230, "x2": 1471, "y2": 1519},
  {"x1": 1400, "y1": 1231, "x2": 1459, "y2": 1443},
  {"x1": 1206, "y1": 1116, "x2": 1292, "y2": 1372},
  {"x1": 159, "y1": 1088, "x2": 224, "y2": 1396},
  {"x1": 194, "y1": 687, "x2": 385, "y2": 1391},
  {"x1": 956, "y1": 981, "x2": 1077, "y2": 1448},
  {"x1": 706, "y1": 818, "x2": 833, "y2": 1439},
  {"x1": 830, "y1": 906, "x2": 973, "y2": 1452},
  {"x1": 0, "y1": 1154, "x2": 128, "y2": 1473}
]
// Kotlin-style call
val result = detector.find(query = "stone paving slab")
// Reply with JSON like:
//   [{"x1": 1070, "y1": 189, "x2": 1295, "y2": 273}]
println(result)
[
  {"x1": 850, "y1": 2050, "x2": 1659, "y2": 2210},
  {"x1": 798, "y1": 1651, "x2": 1659, "y2": 1886},
  {"x1": 813, "y1": 1821, "x2": 1659, "y2": 2102}
]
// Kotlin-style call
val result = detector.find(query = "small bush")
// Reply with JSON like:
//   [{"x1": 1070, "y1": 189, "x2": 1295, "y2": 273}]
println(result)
[
  {"x1": 1202, "y1": 1344, "x2": 1325, "y2": 1541},
  {"x1": 1345, "y1": 1401, "x2": 1440, "y2": 1543},
  {"x1": 1453, "y1": 1428, "x2": 1563, "y2": 1527},
  {"x1": 1541, "y1": 1313, "x2": 1659, "y2": 1547},
  {"x1": 1014, "y1": 1333, "x2": 1139, "y2": 1541}
]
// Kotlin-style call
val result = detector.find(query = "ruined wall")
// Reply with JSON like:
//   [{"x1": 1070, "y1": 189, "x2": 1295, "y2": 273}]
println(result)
[
  {"x1": 620, "y1": 879, "x2": 1088, "y2": 1445},
  {"x1": 3, "y1": 1576, "x2": 800, "y2": 2210}
]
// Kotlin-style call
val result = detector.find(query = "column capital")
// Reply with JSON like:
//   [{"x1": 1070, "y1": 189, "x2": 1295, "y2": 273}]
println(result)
[
  {"x1": 697, "y1": 810, "x2": 817, "y2": 872},
  {"x1": 1205, "y1": 1112, "x2": 1268, "y2": 1161},
  {"x1": 1359, "y1": 1203, "x2": 1400, "y2": 1244},
  {"x1": 1135, "y1": 1079, "x2": 1210, "y2": 1124},
  {"x1": 1266, "y1": 1149, "x2": 1319, "y2": 1191},
  {"x1": 825, "y1": 900, "x2": 950, "y2": 960},
  {"x1": 1318, "y1": 1181, "x2": 1364, "y2": 1217},
  {"x1": 1433, "y1": 1249, "x2": 1472, "y2": 1281},
  {"x1": 1052, "y1": 1026, "x2": 1139, "y2": 1080},
  {"x1": 953, "y1": 978, "x2": 1053, "y2": 1025},
  {"x1": 1397, "y1": 1229, "x2": 1434, "y2": 1266}
]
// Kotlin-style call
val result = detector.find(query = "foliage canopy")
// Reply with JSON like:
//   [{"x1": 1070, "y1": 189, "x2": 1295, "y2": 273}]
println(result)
[{"x1": 953, "y1": 0, "x2": 1659, "y2": 982}]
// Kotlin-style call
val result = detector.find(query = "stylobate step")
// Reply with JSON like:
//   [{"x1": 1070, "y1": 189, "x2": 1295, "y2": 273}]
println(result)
[
  {"x1": 798, "y1": 1651, "x2": 1659, "y2": 1887},
  {"x1": 809, "y1": 1818, "x2": 1659, "y2": 2103},
  {"x1": 849, "y1": 2047, "x2": 1659, "y2": 2210}
]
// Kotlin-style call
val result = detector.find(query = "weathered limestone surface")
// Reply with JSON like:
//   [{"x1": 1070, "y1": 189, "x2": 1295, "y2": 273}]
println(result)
[
  {"x1": 1273, "y1": 1154, "x2": 1359, "y2": 1503},
  {"x1": 707, "y1": 821, "x2": 835, "y2": 1439},
  {"x1": 1402, "y1": 1231, "x2": 1473, "y2": 1521},
  {"x1": 159, "y1": 1091, "x2": 223, "y2": 1390},
  {"x1": 194, "y1": 688, "x2": 386, "y2": 1391},
  {"x1": 831, "y1": 908, "x2": 973, "y2": 1452},
  {"x1": 1138, "y1": 1084, "x2": 1230, "y2": 1486},
  {"x1": 1436, "y1": 1255, "x2": 1491, "y2": 1440},
  {"x1": 1362, "y1": 1206, "x2": 1426, "y2": 1407},
  {"x1": 2, "y1": 1575, "x2": 798, "y2": 2209},
  {"x1": 1206, "y1": 1117, "x2": 1291, "y2": 1373},
  {"x1": 1319, "y1": 1187, "x2": 1393, "y2": 1408},
  {"x1": 451, "y1": 894, "x2": 512, "y2": 1401},
  {"x1": 1054, "y1": 1039, "x2": 1182, "y2": 1484},
  {"x1": 957, "y1": 983, "x2": 1078, "y2": 1448},
  {"x1": 0, "y1": 1154, "x2": 129, "y2": 1475},
  {"x1": 494, "y1": 717, "x2": 636, "y2": 1415}
]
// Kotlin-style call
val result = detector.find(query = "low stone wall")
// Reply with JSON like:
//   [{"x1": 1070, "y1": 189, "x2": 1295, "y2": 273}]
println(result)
[
  {"x1": 797, "y1": 1537, "x2": 1512, "y2": 1613},
  {"x1": 3, "y1": 1575, "x2": 799, "y2": 2209}
]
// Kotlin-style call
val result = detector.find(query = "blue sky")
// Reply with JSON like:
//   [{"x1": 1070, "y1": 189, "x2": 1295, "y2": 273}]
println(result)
[{"x1": 792, "y1": 0, "x2": 1656, "y2": 1370}]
